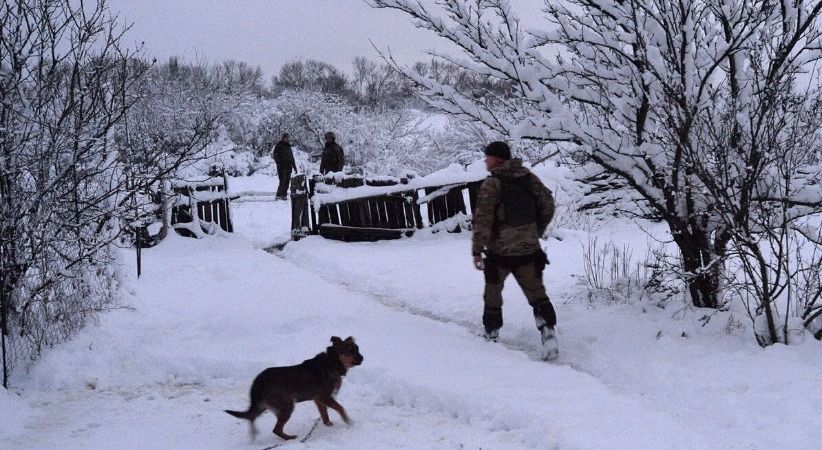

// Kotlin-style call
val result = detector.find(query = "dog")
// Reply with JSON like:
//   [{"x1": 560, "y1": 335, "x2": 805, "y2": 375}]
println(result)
[{"x1": 224, "y1": 336, "x2": 363, "y2": 441}]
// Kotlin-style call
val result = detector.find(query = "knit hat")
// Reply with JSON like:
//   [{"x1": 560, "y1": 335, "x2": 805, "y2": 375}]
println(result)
[{"x1": 484, "y1": 141, "x2": 511, "y2": 160}]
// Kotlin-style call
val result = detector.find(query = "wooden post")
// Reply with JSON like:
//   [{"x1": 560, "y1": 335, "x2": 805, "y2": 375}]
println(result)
[
  {"x1": 136, "y1": 227, "x2": 142, "y2": 278},
  {"x1": 290, "y1": 174, "x2": 311, "y2": 240},
  {"x1": 467, "y1": 181, "x2": 482, "y2": 214},
  {"x1": 412, "y1": 191, "x2": 424, "y2": 229},
  {"x1": 222, "y1": 173, "x2": 234, "y2": 232}
]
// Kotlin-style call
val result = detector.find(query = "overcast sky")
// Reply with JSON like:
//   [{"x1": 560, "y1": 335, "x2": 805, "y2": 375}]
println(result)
[{"x1": 107, "y1": 0, "x2": 462, "y2": 76}]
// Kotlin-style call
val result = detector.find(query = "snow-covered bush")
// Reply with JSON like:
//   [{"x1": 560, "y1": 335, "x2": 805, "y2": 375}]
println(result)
[
  {"x1": 204, "y1": 90, "x2": 498, "y2": 178},
  {"x1": 797, "y1": 234, "x2": 822, "y2": 340},
  {"x1": 726, "y1": 223, "x2": 822, "y2": 345},
  {"x1": 0, "y1": 0, "x2": 157, "y2": 384},
  {"x1": 9, "y1": 243, "x2": 121, "y2": 371},
  {"x1": 577, "y1": 237, "x2": 652, "y2": 305}
]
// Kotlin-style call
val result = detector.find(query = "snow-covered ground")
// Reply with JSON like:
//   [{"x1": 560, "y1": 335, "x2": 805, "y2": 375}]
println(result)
[
  {"x1": 2, "y1": 175, "x2": 820, "y2": 449},
  {"x1": 225, "y1": 174, "x2": 292, "y2": 249}
]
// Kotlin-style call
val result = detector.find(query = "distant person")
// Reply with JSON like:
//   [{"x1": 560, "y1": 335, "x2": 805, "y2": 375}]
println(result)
[
  {"x1": 471, "y1": 141, "x2": 559, "y2": 360},
  {"x1": 319, "y1": 131, "x2": 345, "y2": 174},
  {"x1": 272, "y1": 133, "x2": 296, "y2": 200}
]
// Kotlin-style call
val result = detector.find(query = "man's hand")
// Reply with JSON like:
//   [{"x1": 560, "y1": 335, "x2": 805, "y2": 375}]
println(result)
[{"x1": 473, "y1": 255, "x2": 484, "y2": 271}]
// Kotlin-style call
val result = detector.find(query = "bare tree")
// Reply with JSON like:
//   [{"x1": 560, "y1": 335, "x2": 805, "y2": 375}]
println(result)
[
  {"x1": 352, "y1": 56, "x2": 380, "y2": 103},
  {"x1": 0, "y1": 0, "x2": 143, "y2": 385},
  {"x1": 272, "y1": 59, "x2": 350, "y2": 97},
  {"x1": 209, "y1": 59, "x2": 266, "y2": 98},
  {"x1": 0, "y1": 1, "x2": 224, "y2": 386},
  {"x1": 369, "y1": 0, "x2": 822, "y2": 321}
]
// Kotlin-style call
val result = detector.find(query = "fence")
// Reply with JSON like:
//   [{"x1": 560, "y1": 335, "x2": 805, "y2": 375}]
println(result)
[
  {"x1": 291, "y1": 173, "x2": 485, "y2": 242},
  {"x1": 170, "y1": 175, "x2": 234, "y2": 236},
  {"x1": 131, "y1": 175, "x2": 236, "y2": 251}
]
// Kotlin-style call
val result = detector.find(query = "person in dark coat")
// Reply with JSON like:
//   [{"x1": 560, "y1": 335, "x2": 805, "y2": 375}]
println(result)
[
  {"x1": 319, "y1": 131, "x2": 345, "y2": 175},
  {"x1": 273, "y1": 133, "x2": 296, "y2": 200}
]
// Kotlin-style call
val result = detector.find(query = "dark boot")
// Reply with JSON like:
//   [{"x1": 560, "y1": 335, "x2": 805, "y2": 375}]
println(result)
[
  {"x1": 482, "y1": 305, "x2": 502, "y2": 342},
  {"x1": 482, "y1": 328, "x2": 499, "y2": 342}
]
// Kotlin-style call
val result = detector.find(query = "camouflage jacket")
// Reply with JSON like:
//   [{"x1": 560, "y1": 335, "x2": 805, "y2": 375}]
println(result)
[{"x1": 471, "y1": 159, "x2": 555, "y2": 257}]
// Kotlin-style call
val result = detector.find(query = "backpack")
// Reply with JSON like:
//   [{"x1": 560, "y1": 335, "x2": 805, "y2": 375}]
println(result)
[{"x1": 497, "y1": 176, "x2": 538, "y2": 227}]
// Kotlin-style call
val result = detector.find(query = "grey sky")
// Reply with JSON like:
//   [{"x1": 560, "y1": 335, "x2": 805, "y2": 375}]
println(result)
[{"x1": 108, "y1": 0, "x2": 458, "y2": 76}]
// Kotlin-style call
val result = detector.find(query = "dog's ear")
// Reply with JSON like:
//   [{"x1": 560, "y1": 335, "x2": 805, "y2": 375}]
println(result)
[
  {"x1": 330, "y1": 336, "x2": 343, "y2": 345},
  {"x1": 345, "y1": 336, "x2": 355, "y2": 343}
]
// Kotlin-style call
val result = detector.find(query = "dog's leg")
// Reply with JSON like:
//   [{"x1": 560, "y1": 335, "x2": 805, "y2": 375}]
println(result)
[
  {"x1": 314, "y1": 400, "x2": 333, "y2": 426},
  {"x1": 247, "y1": 405, "x2": 265, "y2": 441},
  {"x1": 271, "y1": 402, "x2": 297, "y2": 440},
  {"x1": 320, "y1": 396, "x2": 351, "y2": 425}
]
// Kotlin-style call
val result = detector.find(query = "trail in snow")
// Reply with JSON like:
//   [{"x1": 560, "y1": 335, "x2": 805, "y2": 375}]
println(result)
[
  {"x1": 279, "y1": 232, "x2": 822, "y2": 450},
  {"x1": 3, "y1": 175, "x2": 820, "y2": 450},
  {"x1": 266, "y1": 245, "x2": 568, "y2": 366},
  {"x1": 4, "y1": 234, "x2": 720, "y2": 450}
]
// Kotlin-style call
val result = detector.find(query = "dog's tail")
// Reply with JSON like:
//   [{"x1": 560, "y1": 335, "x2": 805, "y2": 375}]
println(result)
[
  {"x1": 224, "y1": 408, "x2": 255, "y2": 420},
  {"x1": 225, "y1": 407, "x2": 261, "y2": 441}
]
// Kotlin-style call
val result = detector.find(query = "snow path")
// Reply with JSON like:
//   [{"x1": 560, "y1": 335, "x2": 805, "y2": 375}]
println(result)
[
  {"x1": 267, "y1": 246, "x2": 562, "y2": 365},
  {"x1": 4, "y1": 234, "x2": 716, "y2": 449},
  {"x1": 4, "y1": 177, "x2": 819, "y2": 449},
  {"x1": 281, "y1": 232, "x2": 822, "y2": 450}
]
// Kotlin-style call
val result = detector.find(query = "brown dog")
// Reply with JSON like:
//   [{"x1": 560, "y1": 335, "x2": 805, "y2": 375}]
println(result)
[{"x1": 225, "y1": 336, "x2": 363, "y2": 440}]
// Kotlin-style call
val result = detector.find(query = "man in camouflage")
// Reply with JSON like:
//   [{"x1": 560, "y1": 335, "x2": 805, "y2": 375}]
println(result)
[{"x1": 472, "y1": 141, "x2": 559, "y2": 360}]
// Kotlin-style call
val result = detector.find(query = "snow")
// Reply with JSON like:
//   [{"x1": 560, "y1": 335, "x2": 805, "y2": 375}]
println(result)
[
  {"x1": 2, "y1": 174, "x2": 821, "y2": 449},
  {"x1": 281, "y1": 224, "x2": 822, "y2": 450},
  {"x1": 223, "y1": 175, "x2": 292, "y2": 248},
  {"x1": 312, "y1": 164, "x2": 486, "y2": 208},
  {"x1": 408, "y1": 110, "x2": 450, "y2": 132}
]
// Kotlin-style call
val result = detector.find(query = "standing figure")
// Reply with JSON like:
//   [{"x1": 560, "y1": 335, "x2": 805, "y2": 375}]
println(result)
[
  {"x1": 319, "y1": 131, "x2": 344, "y2": 175},
  {"x1": 472, "y1": 141, "x2": 559, "y2": 360},
  {"x1": 273, "y1": 133, "x2": 296, "y2": 200}
]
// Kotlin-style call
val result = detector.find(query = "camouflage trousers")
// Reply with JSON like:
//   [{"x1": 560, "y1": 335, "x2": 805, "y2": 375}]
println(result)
[{"x1": 482, "y1": 251, "x2": 557, "y2": 333}]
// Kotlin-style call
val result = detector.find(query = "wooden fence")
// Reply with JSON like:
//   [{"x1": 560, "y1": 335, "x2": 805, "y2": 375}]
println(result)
[
  {"x1": 170, "y1": 175, "x2": 234, "y2": 237},
  {"x1": 291, "y1": 173, "x2": 484, "y2": 242}
]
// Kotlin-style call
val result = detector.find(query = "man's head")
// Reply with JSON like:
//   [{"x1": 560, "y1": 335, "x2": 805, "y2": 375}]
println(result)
[
  {"x1": 324, "y1": 131, "x2": 336, "y2": 144},
  {"x1": 484, "y1": 141, "x2": 511, "y2": 171},
  {"x1": 281, "y1": 133, "x2": 289, "y2": 143}
]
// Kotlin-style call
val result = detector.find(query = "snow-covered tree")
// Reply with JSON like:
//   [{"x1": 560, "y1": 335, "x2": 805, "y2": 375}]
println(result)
[
  {"x1": 0, "y1": 1, "x2": 230, "y2": 384},
  {"x1": 369, "y1": 0, "x2": 822, "y2": 323},
  {"x1": 0, "y1": 0, "x2": 145, "y2": 384}
]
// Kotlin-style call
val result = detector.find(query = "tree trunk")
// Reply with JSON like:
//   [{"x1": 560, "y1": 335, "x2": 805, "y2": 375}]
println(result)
[
  {"x1": 673, "y1": 228, "x2": 726, "y2": 309},
  {"x1": 158, "y1": 179, "x2": 171, "y2": 241},
  {"x1": 0, "y1": 252, "x2": 24, "y2": 389}
]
